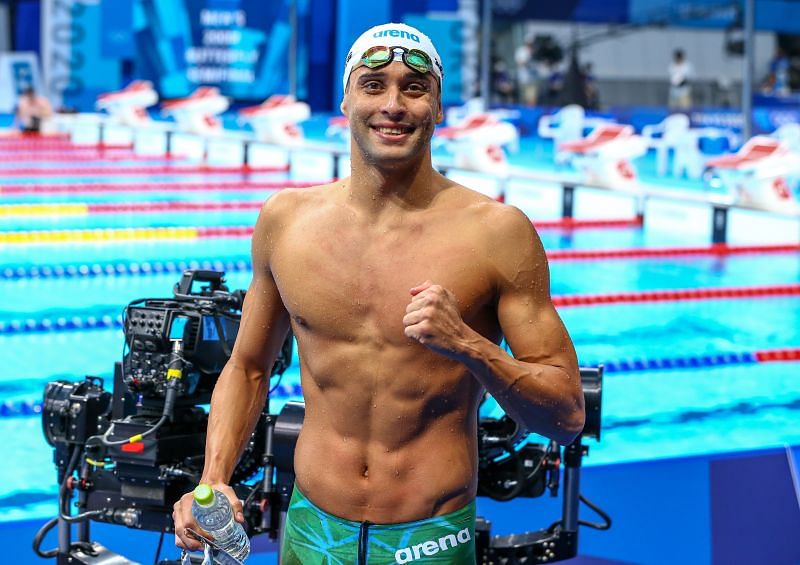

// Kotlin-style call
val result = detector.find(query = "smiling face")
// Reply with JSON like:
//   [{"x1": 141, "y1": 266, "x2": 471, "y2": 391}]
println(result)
[{"x1": 341, "y1": 61, "x2": 444, "y2": 169}]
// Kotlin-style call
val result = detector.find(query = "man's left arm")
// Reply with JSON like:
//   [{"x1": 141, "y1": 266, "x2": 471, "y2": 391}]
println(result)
[{"x1": 404, "y1": 205, "x2": 585, "y2": 444}]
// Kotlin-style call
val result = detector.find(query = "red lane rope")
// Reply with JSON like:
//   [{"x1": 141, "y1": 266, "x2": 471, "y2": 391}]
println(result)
[
  {"x1": 87, "y1": 201, "x2": 264, "y2": 213},
  {"x1": 197, "y1": 226, "x2": 254, "y2": 237},
  {"x1": 755, "y1": 348, "x2": 800, "y2": 362},
  {"x1": 0, "y1": 133, "x2": 70, "y2": 142},
  {"x1": 0, "y1": 180, "x2": 327, "y2": 194},
  {"x1": 0, "y1": 140, "x2": 130, "y2": 150},
  {"x1": 547, "y1": 243, "x2": 800, "y2": 261},
  {"x1": 0, "y1": 152, "x2": 177, "y2": 162},
  {"x1": 0, "y1": 164, "x2": 289, "y2": 176},
  {"x1": 552, "y1": 284, "x2": 800, "y2": 307},
  {"x1": 532, "y1": 217, "x2": 643, "y2": 229}
]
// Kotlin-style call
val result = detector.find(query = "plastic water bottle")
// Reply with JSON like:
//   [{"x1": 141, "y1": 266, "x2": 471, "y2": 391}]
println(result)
[{"x1": 191, "y1": 484, "x2": 250, "y2": 563}]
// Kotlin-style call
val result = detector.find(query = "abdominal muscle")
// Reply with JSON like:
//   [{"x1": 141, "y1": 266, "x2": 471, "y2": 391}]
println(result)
[{"x1": 290, "y1": 345, "x2": 483, "y2": 524}]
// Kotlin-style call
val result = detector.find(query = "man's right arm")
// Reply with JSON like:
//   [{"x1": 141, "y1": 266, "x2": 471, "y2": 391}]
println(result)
[{"x1": 173, "y1": 192, "x2": 293, "y2": 550}]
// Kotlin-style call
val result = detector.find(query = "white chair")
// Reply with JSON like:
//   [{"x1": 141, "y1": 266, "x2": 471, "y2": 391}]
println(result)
[{"x1": 642, "y1": 113, "x2": 690, "y2": 176}]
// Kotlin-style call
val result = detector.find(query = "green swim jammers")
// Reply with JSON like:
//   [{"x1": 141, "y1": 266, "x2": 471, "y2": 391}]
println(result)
[{"x1": 280, "y1": 486, "x2": 476, "y2": 564}]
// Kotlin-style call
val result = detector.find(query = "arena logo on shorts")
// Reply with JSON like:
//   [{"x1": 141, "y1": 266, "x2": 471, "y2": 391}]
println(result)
[
  {"x1": 393, "y1": 527, "x2": 471, "y2": 563},
  {"x1": 372, "y1": 29, "x2": 421, "y2": 43}
]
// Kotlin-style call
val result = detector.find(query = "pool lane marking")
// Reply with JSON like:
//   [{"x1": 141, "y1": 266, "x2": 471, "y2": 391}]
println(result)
[
  {"x1": 0, "y1": 380, "x2": 304, "y2": 418},
  {"x1": 0, "y1": 201, "x2": 265, "y2": 216},
  {"x1": 0, "y1": 163, "x2": 289, "y2": 176},
  {"x1": 2, "y1": 258, "x2": 251, "y2": 279},
  {"x1": 0, "y1": 226, "x2": 200, "y2": 243},
  {"x1": 595, "y1": 347, "x2": 800, "y2": 374},
  {"x1": 533, "y1": 217, "x2": 643, "y2": 229},
  {"x1": 0, "y1": 203, "x2": 91, "y2": 216},
  {"x1": 0, "y1": 153, "x2": 178, "y2": 163},
  {"x1": 552, "y1": 284, "x2": 800, "y2": 306},
  {"x1": 4, "y1": 244, "x2": 800, "y2": 280},
  {"x1": 0, "y1": 218, "x2": 647, "y2": 244},
  {"x1": 0, "y1": 180, "x2": 329, "y2": 195},
  {"x1": 3, "y1": 200, "x2": 659, "y2": 218},
  {"x1": 547, "y1": 243, "x2": 800, "y2": 260}
]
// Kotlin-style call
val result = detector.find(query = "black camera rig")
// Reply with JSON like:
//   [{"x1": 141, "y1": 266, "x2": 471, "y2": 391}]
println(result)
[{"x1": 35, "y1": 269, "x2": 608, "y2": 564}]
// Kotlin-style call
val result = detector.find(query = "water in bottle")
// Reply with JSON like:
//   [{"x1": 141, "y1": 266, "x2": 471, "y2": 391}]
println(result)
[{"x1": 191, "y1": 484, "x2": 250, "y2": 563}]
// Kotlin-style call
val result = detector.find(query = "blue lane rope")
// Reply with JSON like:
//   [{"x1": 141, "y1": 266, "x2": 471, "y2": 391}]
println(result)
[
  {"x1": 0, "y1": 315, "x2": 123, "y2": 334},
  {"x1": 1, "y1": 259, "x2": 252, "y2": 280},
  {"x1": 598, "y1": 351, "x2": 758, "y2": 373},
  {"x1": 1, "y1": 382, "x2": 303, "y2": 419}
]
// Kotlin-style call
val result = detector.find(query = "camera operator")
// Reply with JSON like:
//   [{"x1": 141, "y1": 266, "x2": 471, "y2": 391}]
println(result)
[{"x1": 172, "y1": 22, "x2": 585, "y2": 564}]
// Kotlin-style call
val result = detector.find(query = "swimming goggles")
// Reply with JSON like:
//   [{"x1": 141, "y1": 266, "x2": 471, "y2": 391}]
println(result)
[{"x1": 358, "y1": 46, "x2": 435, "y2": 78}]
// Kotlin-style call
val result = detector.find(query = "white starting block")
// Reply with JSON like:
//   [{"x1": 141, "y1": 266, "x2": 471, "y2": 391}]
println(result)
[
  {"x1": 705, "y1": 136, "x2": 800, "y2": 211},
  {"x1": 161, "y1": 87, "x2": 229, "y2": 136},
  {"x1": 435, "y1": 114, "x2": 519, "y2": 176},
  {"x1": 557, "y1": 124, "x2": 648, "y2": 186},
  {"x1": 96, "y1": 80, "x2": 158, "y2": 127},
  {"x1": 239, "y1": 95, "x2": 311, "y2": 146}
]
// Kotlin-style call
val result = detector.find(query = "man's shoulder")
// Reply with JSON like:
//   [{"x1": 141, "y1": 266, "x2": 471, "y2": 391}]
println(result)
[
  {"x1": 260, "y1": 181, "x2": 339, "y2": 217},
  {"x1": 451, "y1": 186, "x2": 531, "y2": 228}
]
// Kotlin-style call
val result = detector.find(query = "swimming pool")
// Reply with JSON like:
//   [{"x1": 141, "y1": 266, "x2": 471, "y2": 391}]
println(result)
[{"x1": 1, "y1": 136, "x2": 799, "y2": 525}]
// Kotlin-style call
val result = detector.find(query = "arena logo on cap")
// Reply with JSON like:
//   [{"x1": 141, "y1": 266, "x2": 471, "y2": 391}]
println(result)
[{"x1": 373, "y1": 29, "x2": 421, "y2": 43}]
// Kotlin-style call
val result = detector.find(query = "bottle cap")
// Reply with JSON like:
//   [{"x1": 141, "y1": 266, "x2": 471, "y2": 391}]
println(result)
[{"x1": 193, "y1": 484, "x2": 214, "y2": 506}]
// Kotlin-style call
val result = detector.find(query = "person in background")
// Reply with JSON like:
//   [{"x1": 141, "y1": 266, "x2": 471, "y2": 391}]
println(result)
[
  {"x1": 492, "y1": 57, "x2": 516, "y2": 104},
  {"x1": 582, "y1": 62, "x2": 599, "y2": 110},
  {"x1": 514, "y1": 37, "x2": 540, "y2": 106},
  {"x1": 544, "y1": 61, "x2": 565, "y2": 106},
  {"x1": 668, "y1": 49, "x2": 693, "y2": 110},
  {"x1": 762, "y1": 47, "x2": 791, "y2": 97},
  {"x1": 15, "y1": 86, "x2": 53, "y2": 133}
]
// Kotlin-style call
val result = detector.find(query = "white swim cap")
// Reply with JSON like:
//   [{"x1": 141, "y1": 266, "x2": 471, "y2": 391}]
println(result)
[{"x1": 342, "y1": 22, "x2": 444, "y2": 93}]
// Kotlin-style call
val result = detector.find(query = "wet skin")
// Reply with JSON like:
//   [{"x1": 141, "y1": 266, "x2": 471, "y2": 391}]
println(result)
[{"x1": 173, "y1": 61, "x2": 585, "y2": 549}]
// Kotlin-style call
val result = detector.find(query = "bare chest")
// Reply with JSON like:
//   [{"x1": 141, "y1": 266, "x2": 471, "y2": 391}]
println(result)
[{"x1": 271, "y1": 214, "x2": 494, "y2": 342}]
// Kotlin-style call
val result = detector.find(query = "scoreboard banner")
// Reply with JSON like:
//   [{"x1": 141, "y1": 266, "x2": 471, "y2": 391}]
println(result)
[{"x1": 41, "y1": 0, "x2": 307, "y2": 111}]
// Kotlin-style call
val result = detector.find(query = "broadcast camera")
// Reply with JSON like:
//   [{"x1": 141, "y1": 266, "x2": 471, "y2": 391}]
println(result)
[{"x1": 35, "y1": 269, "x2": 608, "y2": 564}]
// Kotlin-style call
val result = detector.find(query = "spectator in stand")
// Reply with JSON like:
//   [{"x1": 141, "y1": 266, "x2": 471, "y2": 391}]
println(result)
[{"x1": 668, "y1": 49, "x2": 693, "y2": 109}]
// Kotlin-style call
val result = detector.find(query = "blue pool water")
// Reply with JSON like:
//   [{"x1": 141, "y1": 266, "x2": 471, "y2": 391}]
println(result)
[{"x1": 1, "y1": 134, "x2": 799, "y2": 526}]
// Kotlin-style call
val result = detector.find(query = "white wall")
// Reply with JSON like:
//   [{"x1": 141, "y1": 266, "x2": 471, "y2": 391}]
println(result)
[{"x1": 520, "y1": 22, "x2": 775, "y2": 84}]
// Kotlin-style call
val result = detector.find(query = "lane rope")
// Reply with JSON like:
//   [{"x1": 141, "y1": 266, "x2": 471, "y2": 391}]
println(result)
[
  {"x1": 0, "y1": 381, "x2": 304, "y2": 419},
  {"x1": 4, "y1": 347, "x2": 799, "y2": 419},
  {"x1": 552, "y1": 284, "x2": 800, "y2": 307},
  {"x1": 597, "y1": 347, "x2": 800, "y2": 373},
  {"x1": 1, "y1": 259, "x2": 251, "y2": 280},
  {"x1": 0, "y1": 180, "x2": 328, "y2": 195},
  {"x1": 5, "y1": 241, "x2": 800, "y2": 280},
  {"x1": 547, "y1": 243, "x2": 800, "y2": 260},
  {"x1": 0, "y1": 218, "x2": 646, "y2": 245},
  {"x1": 0, "y1": 163, "x2": 289, "y2": 176},
  {"x1": 3, "y1": 285, "x2": 799, "y2": 334}
]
